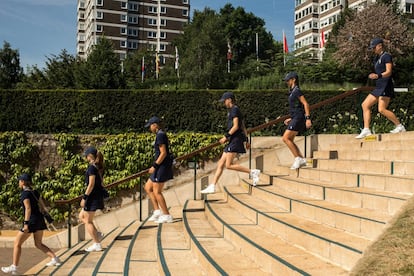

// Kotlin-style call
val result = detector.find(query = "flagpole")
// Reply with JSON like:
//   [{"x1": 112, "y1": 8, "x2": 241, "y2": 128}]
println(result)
[
  {"x1": 283, "y1": 30, "x2": 286, "y2": 67},
  {"x1": 156, "y1": 0, "x2": 161, "y2": 79},
  {"x1": 256, "y1": 32, "x2": 259, "y2": 71}
]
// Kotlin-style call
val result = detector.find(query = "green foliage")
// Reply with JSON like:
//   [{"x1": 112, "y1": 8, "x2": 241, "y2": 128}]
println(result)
[
  {"x1": 0, "y1": 132, "x2": 223, "y2": 222},
  {"x1": 75, "y1": 37, "x2": 123, "y2": 89},
  {"x1": 0, "y1": 41, "x2": 23, "y2": 89}
]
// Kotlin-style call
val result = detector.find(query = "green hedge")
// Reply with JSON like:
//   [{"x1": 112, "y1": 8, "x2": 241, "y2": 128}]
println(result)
[{"x1": 0, "y1": 89, "x2": 412, "y2": 135}]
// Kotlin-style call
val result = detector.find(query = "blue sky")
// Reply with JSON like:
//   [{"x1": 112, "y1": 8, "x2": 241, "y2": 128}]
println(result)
[{"x1": 0, "y1": 0, "x2": 294, "y2": 70}]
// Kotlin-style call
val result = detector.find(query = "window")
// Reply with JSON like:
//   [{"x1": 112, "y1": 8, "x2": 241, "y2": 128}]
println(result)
[
  {"x1": 160, "y1": 32, "x2": 166, "y2": 39},
  {"x1": 183, "y1": 0, "x2": 188, "y2": 3},
  {"x1": 128, "y1": 3, "x2": 138, "y2": 11},
  {"x1": 159, "y1": 44, "x2": 166, "y2": 51},
  {"x1": 120, "y1": 41, "x2": 126, "y2": 48},
  {"x1": 148, "y1": 18, "x2": 156, "y2": 25},
  {"x1": 149, "y1": 6, "x2": 157, "y2": 13},
  {"x1": 148, "y1": 31, "x2": 157, "y2": 38},
  {"x1": 128, "y1": 28, "x2": 138, "y2": 37},
  {"x1": 121, "y1": 1, "x2": 127, "y2": 9},
  {"x1": 97, "y1": 11, "x2": 103, "y2": 19},
  {"x1": 127, "y1": 41, "x2": 138, "y2": 49},
  {"x1": 121, "y1": 14, "x2": 127, "y2": 22},
  {"x1": 97, "y1": 0, "x2": 103, "y2": 6},
  {"x1": 161, "y1": 7, "x2": 166, "y2": 13},
  {"x1": 79, "y1": 1, "x2": 85, "y2": 8},
  {"x1": 128, "y1": 15, "x2": 138, "y2": 24},
  {"x1": 182, "y1": 9, "x2": 188, "y2": 17},
  {"x1": 96, "y1": 25, "x2": 103, "y2": 32},
  {"x1": 120, "y1": 27, "x2": 127, "y2": 34},
  {"x1": 160, "y1": 19, "x2": 166, "y2": 26},
  {"x1": 79, "y1": 12, "x2": 85, "y2": 19}
]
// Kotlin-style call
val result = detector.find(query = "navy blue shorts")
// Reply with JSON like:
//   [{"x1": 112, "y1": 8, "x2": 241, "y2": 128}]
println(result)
[
  {"x1": 84, "y1": 197, "x2": 104, "y2": 212},
  {"x1": 371, "y1": 83, "x2": 395, "y2": 98},
  {"x1": 224, "y1": 135, "x2": 246, "y2": 154},
  {"x1": 150, "y1": 163, "x2": 173, "y2": 183},
  {"x1": 287, "y1": 117, "x2": 306, "y2": 133},
  {"x1": 21, "y1": 216, "x2": 47, "y2": 233}
]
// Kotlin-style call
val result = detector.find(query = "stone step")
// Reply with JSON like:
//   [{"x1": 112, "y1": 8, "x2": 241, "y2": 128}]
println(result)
[
  {"x1": 156, "y1": 206, "x2": 207, "y2": 275},
  {"x1": 328, "y1": 138, "x2": 414, "y2": 152},
  {"x1": 271, "y1": 175, "x2": 410, "y2": 215},
  {"x1": 225, "y1": 185, "x2": 370, "y2": 270},
  {"x1": 183, "y1": 198, "x2": 270, "y2": 275},
  {"x1": 250, "y1": 184, "x2": 390, "y2": 239},
  {"x1": 204, "y1": 193, "x2": 349, "y2": 274},
  {"x1": 313, "y1": 149, "x2": 414, "y2": 162}
]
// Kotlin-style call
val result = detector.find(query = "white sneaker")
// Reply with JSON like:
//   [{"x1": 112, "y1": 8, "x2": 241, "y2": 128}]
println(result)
[
  {"x1": 201, "y1": 184, "x2": 216, "y2": 194},
  {"x1": 46, "y1": 257, "x2": 62, "y2": 267},
  {"x1": 1, "y1": 265, "x2": 17, "y2": 275},
  {"x1": 250, "y1": 169, "x2": 261, "y2": 186},
  {"x1": 355, "y1": 128, "x2": 372, "y2": 139},
  {"x1": 390, "y1": 124, "x2": 406, "y2": 133},
  {"x1": 290, "y1": 157, "x2": 307, "y2": 170},
  {"x1": 155, "y1": 214, "x2": 173, "y2": 224},
  {"x1": 85, "y1": 242, "x2": 102, "y2": 252},
  {"x1": 148, "y1": 209, "x2": 161, "y2": 221}
]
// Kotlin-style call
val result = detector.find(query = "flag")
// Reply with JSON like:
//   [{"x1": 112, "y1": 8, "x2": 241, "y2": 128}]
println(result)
[
  {"x1": 141, "y1": 56, "x2": 145, "y2": 83},
  {"x1": 175, "y1": 46, "x2": 179, "y2": 70},
  {"x1": 227, "y1": 41, "x2": 232, "y2": 60},
  {"x1": 283, "y1": 31, "x2": 289, "y2": 53},
  {"x1": 320, "y1": 29, "x2": 326, "y2": 48}
]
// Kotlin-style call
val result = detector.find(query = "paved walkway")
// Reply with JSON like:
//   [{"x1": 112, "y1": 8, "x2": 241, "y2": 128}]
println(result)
[{"x1": 0, "y1": 248, "x2": 49, "y2": 275}]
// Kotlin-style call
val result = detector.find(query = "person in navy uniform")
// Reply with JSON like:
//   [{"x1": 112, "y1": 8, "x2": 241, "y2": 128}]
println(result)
[
  {"x1": 145, "y1": 116, "x2": 174, "y2": 224},
  {"x1": 201, "y1": 92, "x2": 260, "y2": 194},
  {"x1": 79, "y1": 146, "x2": 105, "y2": 252},
  {"x1": 282, "y1": 72, "x2": 312, "y2": 170},
  {"x1": 1, "y1": 174, "x2": 61, "y2": 275},
  {"x1": 355, "y1": 38, "x2": 406, "y2": 139}
]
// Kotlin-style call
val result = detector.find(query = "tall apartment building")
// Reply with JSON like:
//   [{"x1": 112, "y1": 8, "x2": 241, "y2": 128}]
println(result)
[
  {"x1": 77, "y1": 0, "x2": 190, "y2": 61},
  {"x1": 294, "y1": 0, "x2": 414, "y2": 60}
]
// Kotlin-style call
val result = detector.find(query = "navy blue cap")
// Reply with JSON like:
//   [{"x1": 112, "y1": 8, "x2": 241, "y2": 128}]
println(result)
[
  {"x1": 369, "y1": 38, "x2": 383, "y2": 50},
  {"x1": 219, "y1": 91, "x2": 234, "y2": 102},
  {"x1": 83, "y1": 146, "x2": 97, "y2": 157},
  {"x1": 283, "y1": 72, "x2": 299, "y2": 81},
  {"x1": 145, "y1": 116, "x2": 161, "y2": 128},
  {"x1": 18, "y1": 173, "x2": 32, "y2": 182}
]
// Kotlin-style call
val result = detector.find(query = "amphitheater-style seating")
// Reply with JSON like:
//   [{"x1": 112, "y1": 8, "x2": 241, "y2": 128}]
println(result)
[{"x1": 23, "y1": 132, "x2": 414, "y2": 275}]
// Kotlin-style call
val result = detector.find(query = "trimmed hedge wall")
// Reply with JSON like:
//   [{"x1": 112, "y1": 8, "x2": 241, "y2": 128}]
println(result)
[{"x1": 1, "y1": 89, "x2": 412, "y2": 135}]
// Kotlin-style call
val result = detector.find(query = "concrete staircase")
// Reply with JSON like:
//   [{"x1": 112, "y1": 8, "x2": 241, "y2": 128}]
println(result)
[{"x1": 23, "y1": 132, "x2": 414, "y2": 275}]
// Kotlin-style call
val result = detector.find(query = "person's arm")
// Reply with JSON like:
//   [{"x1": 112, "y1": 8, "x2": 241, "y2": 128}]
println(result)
[
  {"x1": 221, "y1": 117, "x2": 240, "y2": 144},
  {"x1": 23, "y1": 198, "x2": 31, "y2": 232},
  {"x1": 299, "y1": 95, "x2": 312, "y2": 129},
  {"x1": 81, "y1": 173, "x2": 95, "y2": 207},
  {"x1": 154, "y1": 144, "x2": 167, "y2": 166}
]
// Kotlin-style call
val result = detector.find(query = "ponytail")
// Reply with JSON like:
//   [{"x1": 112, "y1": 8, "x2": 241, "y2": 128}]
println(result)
[{"x1": 94, "y1": 151, "x2": 105, "y2": 177}]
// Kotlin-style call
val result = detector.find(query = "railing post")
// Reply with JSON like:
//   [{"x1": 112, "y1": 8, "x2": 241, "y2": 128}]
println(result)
[
  {"x1": 249, "y1": 132, "x2": 252, "y2": 170},
  {"x1": 193, "y1": 156, "x2": 197, "y2": 200},
  {"x1": 304, "y1": 134, "x2": 307, "y2": 158},
  {"x1": 139, "y1": 176, "x2": 142, "y2": 221},
  {"x1": 67, "y1": 203, "x2": 72, "y2": 248}
]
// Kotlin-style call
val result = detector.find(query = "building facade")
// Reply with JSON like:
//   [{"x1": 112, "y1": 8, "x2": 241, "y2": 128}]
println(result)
[
  {"x1": 77, "y1": 0, "x2": 190, "y2": 61},
  {"x1": 294, "y1": 0, "x2": 414, "y2": 60}
]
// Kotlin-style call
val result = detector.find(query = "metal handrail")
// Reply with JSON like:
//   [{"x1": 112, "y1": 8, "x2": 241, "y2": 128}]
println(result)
[{"x1": 55, "y1": 86, "x2": 373, "y2": 247}]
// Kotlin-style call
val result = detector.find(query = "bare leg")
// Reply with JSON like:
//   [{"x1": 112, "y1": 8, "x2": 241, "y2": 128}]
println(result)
[
  {"x1": 82, "y1": 211, "x2": 99, "y2": 243},
  {"x1": 282, "y1": 129, "x2": 302, "y2": 158},
  {"x1": 12, "y1": 231, "x2": 31, "y2": 266},
  {"x1": 224, "y1": 152, "x2": 250, "y2": 173},
  {"x1": 145, "y1": 179, "x2": 159, "y2": 211},
  {"x1": 153, "y1": 183, "x2": 169, "y2": 215},
  {"x1": 361, "y1": 94, "x2": 378, "y2": 129},
  {"x1": 211, "y1": 153, "x2": 227, "y2": 185},
  {"x1": 378, "y1": 96, "x2": 401, "y2": 125},
  {"x1": 33, "y1": 231, "x2": 56, "y2": 258}
]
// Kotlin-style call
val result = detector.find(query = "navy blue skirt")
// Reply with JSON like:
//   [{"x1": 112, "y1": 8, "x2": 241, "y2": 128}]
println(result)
[
  {"x1": 150, "y1": 162, "x2": 173, "y2": 183},
  {"x1": 224, "y1": 135, "x2": 246, "y2": 154}
]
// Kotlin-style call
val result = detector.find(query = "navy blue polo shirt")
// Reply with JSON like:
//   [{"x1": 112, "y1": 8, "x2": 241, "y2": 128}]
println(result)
[
  {"x1": 154, "y1": 130, "x2": 170, "y2": 164},
  {"x1": 374, "y1": 52, "x2": 392, "y2": 89},
  {"x1": 227, "y1": 105, "x2": 243, "y2": 137},
  {"x1": 288, "y1": 86, "x2": 304, "y2": 118}
]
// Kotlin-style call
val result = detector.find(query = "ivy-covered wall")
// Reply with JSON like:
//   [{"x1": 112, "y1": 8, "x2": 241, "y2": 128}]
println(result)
[{"x1": 0, "y1": 89, "x2": 412, "y2": 135}]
